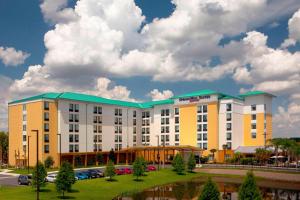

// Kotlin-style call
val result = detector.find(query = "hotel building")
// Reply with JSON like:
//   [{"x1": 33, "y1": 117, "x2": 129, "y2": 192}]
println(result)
[{"x1": 8, "y1": 89, "x2": 274, "y2": 167}]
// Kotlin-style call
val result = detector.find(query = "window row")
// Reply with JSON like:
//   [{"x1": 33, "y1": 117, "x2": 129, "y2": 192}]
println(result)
[
  {"x1": 69, "y1": 114, "x2": 79, "y2": 122},
  {"x1": 161, "y1": 126, "x2": 170, "y2": 133},
  {"x1": 93, "y1": 116, "x2": 102, "y2": 124},
  {"x1": 226, "y1": 103, "x2": 232, "y2": 112},
  {"x1": 93, "y1": 134, "x2": 102, "y2": 143},
  {"x1": 142, "y1": 111, "x2": 150, "y2": 118},
  {"x1": 174, "y1": 108, "x2": 179, "y2": 115},
  {"x1": 197, "y1": 105, "x2": 208, "y2": 113},
  {"x1": 141, "y1": 127, "x2": 150, "y2": 134},
  {"x1": 94, "y1": 144, "x2": 102, "y2": 152},
  {"x1": 69, "y1": 104, "x2": 79, "y2": 112},
  {"x1": 114, "y1": 108, "x2": 122, "y2": 116},
  {"x1": 197, "y1": 133, "x2": 207, "y2": 141},
  {"x1": 226, "y1": 113, "x2": 231, "y2": 121},
  {"x1": 142, "y1": 135, "x2": 150, "y2": 142},
  {"x1": 142, "y1": 119, "x2": 150, "y2": 126},
  {"x1": 197, "y1": 115, "x2": 207, "y2": 123},
  {"x1": 197, "y1": 124, "x2": 208, "y2": 132},
  {"x1": 161, "y1": 135, "x2": 170, "y2": 142},
  {"x1": 93, "y1": 125, "x2": 102, "y2": 133},
  {"x1": 161, "y1": 118, "x2": 169, "y2": 125},
  {"x1": 161, "y1": 109, "x2": 170, "y2": 116},
  {"x1": 175, "y1": 134, "x2": 179, "y2": 142},
  {"x1": 175, "y1": 116, "x2": 179, "y2": 124},
  {"x1": 115, "y1": 144, "x2": 122, "y2": 151},
  {"x1": 115, "y1": 126, "x2": 122, "y2": 133},
  {"x1": 69, "y1": 134, "x2": 79, "y2": 143},
  {"x1": 44, "y1": 101, "x2": 49, "y2": 111},
  {"x1": 69, "y1": 124, "x2": 79, "y2": 132},
  {"x1": 69, "y1": 144, "x2": 79, "y2": 152},
  {"x1": 44, "y1": 112, "x2": 49, "y2": 121},
  {"x1": 197, "y1": 142, "x2": 208, "y2": 150},
  {"x1": 115, "y1": 117, "x2": 122, "y2": 125},
  {"x1": 93, "y1": 106, "x2": 102, "y2": 114}
]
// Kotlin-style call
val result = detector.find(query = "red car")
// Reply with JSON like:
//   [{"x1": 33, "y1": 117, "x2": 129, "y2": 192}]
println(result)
[
  {"x1": 123, "y1": 168, "x2": 133, "y2": 174},
  {"x1": 147, "y1": 165, "x2": 156, "y2": 171},
  {"x1": 115, "y1": 168, "x2": 125, "y2": 175}
]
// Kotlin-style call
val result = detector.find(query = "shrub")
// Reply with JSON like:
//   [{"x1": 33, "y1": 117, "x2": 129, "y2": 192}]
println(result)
[
  {"x1": 96, "y1": 154, "x2": 104, "y2": 165},
  {"x1": 32, "y1": 162, "x2": 47, "y2": 190},
  {"x1": 105, "y1": 160, "x2": 116, "y2": 181},
  {"x1": 108, "y1": 149, "x2": 115, "y2": 163},
  {"x1": 133, "y1": 157, "x2": 145, "y2": 180},
  {"x1": 55, "y1": 162, "x2": 76, "y2": 198},
  {"x1": 198, "y1": 177, "x2": 220, "y2": 200},
  {"x1": 187, "y1": 153, "x2": 196, "y2": 172},
  {"x1": 172, "y1": 153, "x2": 185, "y2": 174},
  {"x1": 238, "y1": 171, "x2": 262, "y2": 200},
  {"x1": 44, "y1": 156, "x2": 54, "y2": 169}
]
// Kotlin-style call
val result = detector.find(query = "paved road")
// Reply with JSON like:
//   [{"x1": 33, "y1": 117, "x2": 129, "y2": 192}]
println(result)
[
  {"x1": 197, "y1": 168, "x2": 300, "y2": 182},
  {"x1": 0, "y1": 174, "x2": 19, "y2": 186}
]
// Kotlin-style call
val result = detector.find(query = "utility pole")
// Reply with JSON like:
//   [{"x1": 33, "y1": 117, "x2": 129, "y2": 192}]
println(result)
[
  {"x1": 32, "y1": 130, "x2": 39, "y2": 200},
  {"x1": 57, "y1": 133, "x2": 62, "y2": 166},
  {"x1": 27, "y1": 136, "x2": 31, "y2": 174}
]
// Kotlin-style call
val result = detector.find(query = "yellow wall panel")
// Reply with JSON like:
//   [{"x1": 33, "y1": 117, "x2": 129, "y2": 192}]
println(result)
[
  {"x1": 179, "y1": 104, "x2": 197, "y2": 146},
  {"x1": 208, "y1": 102, "x2": 218, "y2": 150},
  {"x1": 244, "y1": 113, "x2": 266, "y2": 146}
]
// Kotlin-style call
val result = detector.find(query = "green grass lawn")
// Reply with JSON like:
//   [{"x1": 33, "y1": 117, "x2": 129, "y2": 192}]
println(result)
[{"x1": 0, "y1": 169, "x2": 206, "y2": 200}]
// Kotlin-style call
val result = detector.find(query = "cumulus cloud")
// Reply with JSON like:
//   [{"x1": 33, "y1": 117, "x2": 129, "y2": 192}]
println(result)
[
  {"x1": 0, "y1": 46, "x2": 30, "y2": 66},
  {"x1": 147, "y1": 89, "x2": 174, "y2": 101},
  {"x1": 281, "y1": 8, "x2": 300, "y2": 48},
  {"x1": 0, "y1": 75, "x2": 13, "y2": 131},
  {"x1": 40, "y1": 0, "x2": 78, "y2": 24}
]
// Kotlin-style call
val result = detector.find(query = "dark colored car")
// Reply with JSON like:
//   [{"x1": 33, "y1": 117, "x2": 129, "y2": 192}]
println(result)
[
  {"x1": 87, "y1": 169, "x2": 104, "y2": 178},
  {"x1": 18, "y1": 175, "x2": 32, "y2": 185}
]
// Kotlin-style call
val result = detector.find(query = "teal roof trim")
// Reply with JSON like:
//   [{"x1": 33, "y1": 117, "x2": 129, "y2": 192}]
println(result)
[
  {"x1": 220, "y1": 95, "x2": 244, "y2": 101},
  {"x1": 172, "y1": 89, "x2": 219, "y2": 99},
  {"x1": 9, "y1": 93, "x2": 61, "y2": 104},
  {"x1": 139, "y1": 99, "x2": 174, "y2": 109},
  {"x1": 239, "y1": 91, "x2": 275, "y2": 98}
]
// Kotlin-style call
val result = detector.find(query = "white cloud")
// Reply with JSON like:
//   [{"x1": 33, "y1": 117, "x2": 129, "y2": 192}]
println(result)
[
  {"x1": 281, "y1": 8, "x2": 300, "y2": 48},
  {"x1": 40, "y1": 0, "x2": 78, "y2": 24},
  {"x1": 0, "y1": 75, "x2": 13, "y2": 131},
  {"x1": 0, "y1": 46, "x2": 30, "y2": 66},
  {"x1": 147, "y1": 89, "x2": 174, "y2": 101}
]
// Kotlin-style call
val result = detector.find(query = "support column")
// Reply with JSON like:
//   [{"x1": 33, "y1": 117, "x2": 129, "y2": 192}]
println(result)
[
  {"x1": 85, "y1": 155, "x2": 88, "y2": 167},
  {"x1": 72, "y1": 155, "x2": 75, "y2": 167}
]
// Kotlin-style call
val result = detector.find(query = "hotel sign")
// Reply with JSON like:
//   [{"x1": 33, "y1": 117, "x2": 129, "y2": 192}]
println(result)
[{"x1": 175, "y1": 95, "x2": 218, "y2": 105}]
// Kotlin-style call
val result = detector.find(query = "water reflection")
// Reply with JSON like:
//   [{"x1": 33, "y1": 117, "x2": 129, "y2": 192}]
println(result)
[{"x1": 116, "y1": 177, "x2": 300, "y2": 200}]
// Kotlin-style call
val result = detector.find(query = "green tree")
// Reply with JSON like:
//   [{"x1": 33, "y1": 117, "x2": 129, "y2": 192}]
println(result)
[
  {"x1": 44, "y1": 156, "x2": 54, "y2": 169},
  {"x1": 172, "y1": 153, "x2": 185, "y2": 174},
  {"x1": 0, "y1": 132, "x2": 8, "y2": 164},
  {"x1": 108, "y1": 149, "x2": 115, "y2": 163},
  {"x1": 105, "y1": 160, "x2": 116, "y2": 181},
  {"x1": 198, "y1": 177, "x2": 220, "y2": 200},
  {"x1": 238, "y1": 171, "x2": 262, "y2": 200},
  {"x1": 32, "y1": 162, "x2": 47, "y2": 190},
  {"x1": 133, "y1": 157, "x2": 145, "y2": 180},
  {"x1": 268, "y1": 138, "x2": 283, "y2": 166},
  {"x1": 187, "y1": 153, "x2": 196, "y2": 172},
  {"x1": 55, "y1": 162, "x2": 76, "y2": 198},
  {"x1": 96, "y1": 153, "x2": 104, "y2": 165},
  {"x1": 255, "y1": 148, "x2": 272, "y2": 165}
]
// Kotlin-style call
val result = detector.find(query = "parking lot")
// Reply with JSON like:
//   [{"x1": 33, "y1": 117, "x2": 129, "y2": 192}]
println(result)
[{"x1": 0, "y1": 174, "x2": 19, "y2": 186}]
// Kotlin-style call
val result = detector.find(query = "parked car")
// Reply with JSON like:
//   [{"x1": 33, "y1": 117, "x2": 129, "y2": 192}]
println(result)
[
  {"x1": 75, "y1": 172, "x2": 89, "y2": 180},
  {"x1": 18, "y1": 175, "x2": 32, "y2": 185},
  {"x1": 87, "y1": 169, "x2": 104, "y2": 178},
  {"x1": 122, "y1": 168, "x2": 133, "y2": 174},
  {"x1": 45, "y1": 173, "x2": 57, "y2": 183},
  {"x1": 147, "y1": 165, "x2": 156, "y2": 171},
  {"x1": 115, "y1": 168, "x2": 125, "y2": 175}
]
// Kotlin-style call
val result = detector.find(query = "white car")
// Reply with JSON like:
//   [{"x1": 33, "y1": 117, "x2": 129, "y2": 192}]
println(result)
[{"x1": 46, "y1": 174, "x2": 57, "y2": 183}]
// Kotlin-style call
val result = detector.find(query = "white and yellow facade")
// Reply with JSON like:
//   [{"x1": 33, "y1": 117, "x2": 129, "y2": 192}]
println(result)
[{"x1": 8, "y1": 90, "x2": 274, "y2": 167}]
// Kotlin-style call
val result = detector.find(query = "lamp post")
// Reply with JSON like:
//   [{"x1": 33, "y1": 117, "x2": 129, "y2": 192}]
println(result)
[
  {"x1": 27, "y1": 135, "x2": 31, "y2": 174},
  {"x1": 31, "y1": 129, "x2": 39, "y2": 200},
  {"x1": 57, "y1": 133, "x2": 62, "y2": 167}
]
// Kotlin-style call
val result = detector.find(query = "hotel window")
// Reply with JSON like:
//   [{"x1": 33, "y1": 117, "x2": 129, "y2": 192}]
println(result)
[
  {"x1": 119, "y1": 126, "x2": 122, "y2": 133},
  {"x1": 44, "y1": 112, "x2": 49, "y2": 121},
  {"x1": 197, "y1": 134, "x2": 202, "y2": 141},
  {"x1": 197, "y1": 124, "x2": 202, "y2": 132},
  {"x1": 74, "y1": 114, "x2": 79, "y2": 122},
  {"x1": 69, "y1": 114, "x2": 74, "y2": 122},
  {"x1": 203, "y1": 124, "x2": 207, "y2": 132},
  {"x1": 161, "y1": 126, "x2": 165, "y2": 133},
  {"x1": 69, "y1": 134, "x2": 74, "y2": 142},
  {"x1": 133, "y1": 119, "x2": 136, "y2": 125},
  {"x1": 251, "y1": 104, "x2": 256, "y2": 111},
  {"x1": 93, "y1": 135, "x2": 97, "y2": 143},
  {"x1": 175, "y1": 125, "x2": 179, "y2": 133},
  {"x1": 166, "y1": 126, "x2": 169, "y2": 133},
  {"x1": 44, "y1": 123, "x2": 49, "y2": 132},
  {"x1": 166, "y1": 109, "x2": 170, "y2": 116},
  {"x1": 44, "y1": 145, "x2": 49, "y2": 153},
  {"x1": 98, "y1": 125, "x2": 102, "y2": 133},
  {"x1": 226, "y1": 103, "x2": 232, "y2": 112},
  {"x1": 93, "y1": 106, "x2": 97, "y2": 114},
  {"x1": 161, "y1": 109, "x2": 165, "y2": 116},
  {"x1": 75, "y1": 144, "x2": 79, "y2": 152},
  {"x1": 146, "y1": 119, "x2": 150, "y2": 126},
  {"x1": 133, "y1": 135, "x2": 136, "y2": 142},
  {"x1": 142, "y1": 112, "x2": 145, "y2": 118},
  {"x1": 23, "y1": 124, "x2": 26, "y2": 131},
  {"x1": 161, "y1": 135, "x2": 165, "y2": 142},
  {"x1": 197, "y1": 106, "x2": 202, "y2": 113},
  {"x1": 203, "y1": 114, "x2": 207, "y2": 122},
  {"x1": 251, "y1": 114, "x2": 256, "y2": 120},
  {"x1": 69, "y1": 124, "x2": 74, "y2": 132},
  {"x1": 133, "y1": 127, "x2": 136, "y2": 134},
  {"x1": 146, "y1": 111, "x2": 150, "y2": 118},
  {"x1": 69, "y1": 104, "x2": 74, "y2": 112},
  {"x1": 175, "y1": 134, "x2": 179, "y2": 142},
  {"x1": 69, "y1": 145, "x2": 74, "y2": 152},
  {"x1": 161, "y1": 118, "x2": 165, "y2": 125},
  {"x1": 165, "y1": 118, "x2": 169, "y2": 124},
  {"x1": 133, "y1": 110, "x2": 136, "y2": 117},
  {"x1": 251, "y1": 132, "x2": 256, "y2": 139},
  {"x1": 197, "y1": 143, "x2": 202, "y2": 149},
  {"x1": 146, "y1": 127, "x2": 150, "y2": 134},
  {"x1": 44, "y1": 101, "x2": 49, "y2": 110},
  {"x1": 142, "y1": 128, "x2": 145, "y2": 134},
  {"x1": 203, "y1": 105, "x2": 207, "y2": 113},
  {"x1": 203, "y1": 143, "x2": 208, "y2": 150},
  {"x1": 226, "y1": 113, "x2": 232, "y2": 121},
  {"x1": 251, "y1": 123, "x2": 256, "y2": 129},
  {"x1": 75, "y1": 124, "x2": 79, "y2": 132},
  {"x1": 23, "y1": 114, "x2": 27, "y2": 121},
  {"x1": 119, "y1": 117, "x2": 122, "y2": 125},
  {"x1": 203, "y1": 133, "x2": 207, "y2": 141},
  {"x1": 175, "y1": 116, "x2": 179, "y2": 124},
  {"x1": 165, "y1": 135, "x2": 170, "y2": 142},
  {"x1": 97, "y1": 106, "x2": 102, "y2": 114},
  {"x1": 175, "y1": 108, "x2": 179, "y2": 115},
  {"x1": 93, "y1": 116, "x2": 97, "y2": 123},
  {"x1": 74, "y1": 104, "x2": 79, "y2": 112},
  {"x1": 146, "y1": 135, "x2": 150, "y2": 142},
  {"x1": 44, "y1": 134, "x2": 49, "y2": 143},
  {"x1": 227, "y1": 142, "x2": 232, "y2": 150},
  {"x1": 75, "y1": 134, "x2": 79, "y2": 142},
  {"x1": 22, "y1": 104, "x2": 26, "y2": 111},
  {"x1": 142, "y1": 135, "x2": 145, "y2": 142},
  {"x1": 114, "y1": 135, "x2": 118, "y2": 142},
  {"x1": 226, "y1": 132, "x2": 232, "y2": 140},
  {"x1": 98, "y1": 116, "x2": 102, "y2": 124},
  {"x1": 93, "y1": 125, "x2": 97, "y2": 133},
  {"x1": 197, "y1": 115, "x2": 202, "y2": 122},
  {"x1": 226, "y1": 123, "x2": 231, "y2": 131},
  {"x1": 23, "y1": 135, "x2": 27, "y2": 142}
]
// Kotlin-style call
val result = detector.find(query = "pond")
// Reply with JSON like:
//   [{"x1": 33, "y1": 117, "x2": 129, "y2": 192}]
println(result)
[{"x1": 115, "y1": 176, "x2": 300, "y2": 200}]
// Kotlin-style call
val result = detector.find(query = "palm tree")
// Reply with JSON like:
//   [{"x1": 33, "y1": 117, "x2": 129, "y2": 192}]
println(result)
[
  {"x1": 210, "y1": 149, "x2": 217, "y2": 163},
  {"x1": 268, "y1": 138, "x2": 283, "y2": 166}
]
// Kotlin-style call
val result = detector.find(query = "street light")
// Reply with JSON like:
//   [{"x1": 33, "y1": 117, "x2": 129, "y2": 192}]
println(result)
[
  {"x1": 32, "y1": 129, "x2": 39, "y2": 200},
  {"x1": 27, "y1": 135, "x2": 31, "y2": 174},
  {"x1": 57, "y1": 133, "x2": 62, "y2": 166}
]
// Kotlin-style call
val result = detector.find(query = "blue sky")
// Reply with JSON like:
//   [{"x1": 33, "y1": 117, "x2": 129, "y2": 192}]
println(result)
[{"x1": 1, "y1": 0, "x2": 300, "y2": 137}]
